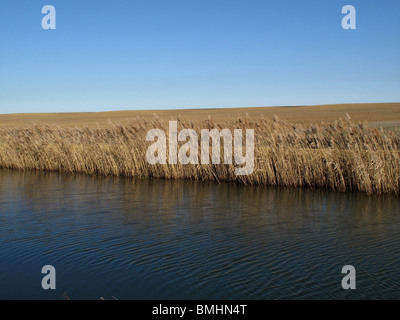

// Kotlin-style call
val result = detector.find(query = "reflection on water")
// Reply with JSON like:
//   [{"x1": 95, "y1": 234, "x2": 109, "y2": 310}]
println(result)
[{"x1": 0, "y1": 169, "x2": 399, "y2": 299}]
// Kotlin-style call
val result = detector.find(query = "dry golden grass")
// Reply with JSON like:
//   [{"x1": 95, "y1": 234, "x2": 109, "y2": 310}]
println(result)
[
  {"x1": 0, "y1": 113, "x2": 399, "y2": 195},
  {"x1": 1, "y1": 103, "x2": 399, "y2": 127}
]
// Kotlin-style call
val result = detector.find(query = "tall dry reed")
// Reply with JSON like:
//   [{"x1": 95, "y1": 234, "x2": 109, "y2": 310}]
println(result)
[{"x1": 0, "y1": 114, "x2": 399, "y2": 195}]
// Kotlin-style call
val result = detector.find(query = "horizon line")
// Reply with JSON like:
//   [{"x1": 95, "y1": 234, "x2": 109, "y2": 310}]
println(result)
[{"x1": 2, "y1": 101, "x2": 400, "y2": 116}]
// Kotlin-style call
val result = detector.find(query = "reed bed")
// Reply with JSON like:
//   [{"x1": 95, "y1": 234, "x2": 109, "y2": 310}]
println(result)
[{"x1": 0, "y1": 114, "x2": 399, "y2": 195}]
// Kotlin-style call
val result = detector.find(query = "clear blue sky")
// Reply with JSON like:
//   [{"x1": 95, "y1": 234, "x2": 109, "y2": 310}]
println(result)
[{"x1": 0, "y1": 0, "x2": 399, "y2": 114}]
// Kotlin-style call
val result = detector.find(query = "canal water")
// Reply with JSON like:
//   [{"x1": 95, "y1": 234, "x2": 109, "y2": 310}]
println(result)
[{"x1": 0, "y1": 169, "x2": 399, "y2": 299}]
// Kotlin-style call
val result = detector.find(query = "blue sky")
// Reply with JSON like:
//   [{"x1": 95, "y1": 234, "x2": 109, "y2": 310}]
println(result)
[{"x1": 0, "y1": 0, "x2": 399, "y2": 114}]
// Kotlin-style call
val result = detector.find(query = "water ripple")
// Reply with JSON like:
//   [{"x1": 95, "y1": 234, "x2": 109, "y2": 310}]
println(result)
[{"x1": 1, "y1": 169, "x2": 400, "y2": 299}]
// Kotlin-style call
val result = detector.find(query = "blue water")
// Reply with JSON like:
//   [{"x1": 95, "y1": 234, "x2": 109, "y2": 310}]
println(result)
[{"x1": 0, "y1": 169, "x2": 399, "y2": 299}]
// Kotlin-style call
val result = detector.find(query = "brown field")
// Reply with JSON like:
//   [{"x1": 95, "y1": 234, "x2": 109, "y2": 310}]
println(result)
[
  {"x1": 1, "y1": 102, "x2": 400, "y2": 128},
  {"x1": 0, "y1": 103, "x2": 399, "y2": 195}
]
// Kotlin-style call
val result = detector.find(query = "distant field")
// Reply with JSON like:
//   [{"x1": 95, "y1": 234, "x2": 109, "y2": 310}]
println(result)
[{"x1": 1, "y1": 103, "x2": 399, "y2": 128}]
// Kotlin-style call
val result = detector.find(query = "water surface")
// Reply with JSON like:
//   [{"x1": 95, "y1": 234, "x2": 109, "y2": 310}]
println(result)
[{"x1": 0, "y1": 169, "x2": 399, "y2": 299}]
